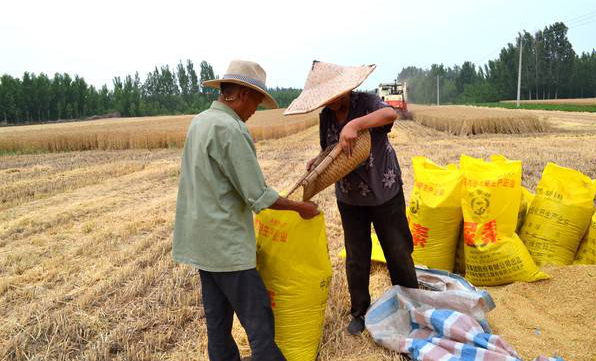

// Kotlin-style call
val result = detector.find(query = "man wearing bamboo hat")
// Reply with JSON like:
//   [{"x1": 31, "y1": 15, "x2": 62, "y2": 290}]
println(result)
[
  {"x1": 285, "y1": 61, "x2": 419, "y2": 335},
  {"x1": 173, "y1": 59, "x2": 319, "y2": 361}
]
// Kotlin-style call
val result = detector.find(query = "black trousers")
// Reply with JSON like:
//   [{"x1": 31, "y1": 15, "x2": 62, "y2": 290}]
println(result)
[
  {"x1": 338, "y1": 187, "x2": 419, "y2": 319},
  {"x1": 199, "y1": 268, "x2": 286, "y2": 361}
]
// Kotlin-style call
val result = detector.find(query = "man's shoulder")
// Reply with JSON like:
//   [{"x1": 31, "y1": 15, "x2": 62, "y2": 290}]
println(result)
[
  {"x1": 195, "y1": 107, "x2": 236, "y2": 125},
  {"x1": 190, "y1": 108, "x2": 252, "y2": 150},
  {"x1": 191, "y1": 107, "x2": 244, "y2": 134}
]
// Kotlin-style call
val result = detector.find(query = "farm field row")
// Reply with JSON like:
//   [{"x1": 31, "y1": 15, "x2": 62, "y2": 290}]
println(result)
[
  {"x1": 477, "y1": 102, "x2": 596, "y2": 113},
  {"x1": 1, "y1": 119, "x2": 595, "y2": 360},
  {"x1": 501, "y1": 97, "x2": 596, "y2": 105},
  {"x1": 409, "y1": 104, "x2": 596, "y2": 133},
  {"x1": 3, "y1": 103, "x2": 596, "y2": 155},
  {"x1": 0, "y1": 108, "x2": 319, "y2": 154}
]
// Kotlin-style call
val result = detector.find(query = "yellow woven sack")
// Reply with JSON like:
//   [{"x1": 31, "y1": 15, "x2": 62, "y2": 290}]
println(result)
[
  {"x1": 490, "y1": 155, "x2": 534, "y2": 233},
  {"x1": 339, "y1": 232, "x2": 387, "y2": 263},
  {"x1": 407, "y1": 156, "x2": 463, "y2": 271},
  {"x1": 453, "y1": 230, "x2": 465, "y2": 275},
  {"x1": 460, "y1": 154, "x2": 548, "y2": 286},
  {"x1": 255, "y1": 210, "x2": 332, "y2": 361},
  {"x1": 520, "y1": 163, "x2": 596, "y2": 265},
  {"x1": 370, "y1": 233, "x2": 387, "y2": 263},
  {"x1": 574, "y1": 211, "x2": 596, "y2": 265},
  {"x1": 516, "y1": 187, "x2": 535, "y2": 233}
]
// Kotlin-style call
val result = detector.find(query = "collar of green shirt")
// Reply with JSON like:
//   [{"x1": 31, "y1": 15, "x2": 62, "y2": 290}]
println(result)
[{"x1": 211, "y1": 101, "x2": 242, "y2": 122}]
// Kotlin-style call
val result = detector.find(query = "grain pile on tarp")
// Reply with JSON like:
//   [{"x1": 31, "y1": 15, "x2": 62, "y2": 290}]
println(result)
[{"x1": 485, "y1": 265, "x2": 596, "y2": 361}]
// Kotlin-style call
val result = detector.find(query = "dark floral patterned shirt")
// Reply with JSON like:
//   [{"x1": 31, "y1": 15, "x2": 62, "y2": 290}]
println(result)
[{"x1": 319, "y1": 91, "x2": 402, "y2": 206}]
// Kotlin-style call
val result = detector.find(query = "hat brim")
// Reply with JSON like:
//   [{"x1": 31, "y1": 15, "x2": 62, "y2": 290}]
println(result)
[
  {"x1": 202, "y1": 79, "x2": 279, "y2": 109},
  {"x1": 284, "y1": 62, "x2": 376, "y2": 116}
]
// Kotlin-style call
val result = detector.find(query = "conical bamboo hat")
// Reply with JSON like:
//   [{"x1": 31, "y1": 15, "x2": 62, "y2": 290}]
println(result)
[{"x1": 284, "y1": 61, "x2": 376, "y2": 115}]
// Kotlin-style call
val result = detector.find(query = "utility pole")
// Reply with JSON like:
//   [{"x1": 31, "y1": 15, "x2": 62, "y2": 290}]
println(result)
[
  {"x1": 437, "y1": 75, "x2": 440, "y2": 106},
  {"x1": 516, "y1": 33, "x2": 523, "y2": 108}
]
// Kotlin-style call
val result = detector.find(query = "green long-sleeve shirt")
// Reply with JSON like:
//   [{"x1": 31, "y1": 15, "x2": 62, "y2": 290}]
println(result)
[{"x1": 172, "y1": 101, "x2": 279, "y2": 272}]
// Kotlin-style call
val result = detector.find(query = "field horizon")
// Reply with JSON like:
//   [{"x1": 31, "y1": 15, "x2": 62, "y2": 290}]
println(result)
[{"x1": 1, "y1": 107, "x2": 596, "y2": 360}]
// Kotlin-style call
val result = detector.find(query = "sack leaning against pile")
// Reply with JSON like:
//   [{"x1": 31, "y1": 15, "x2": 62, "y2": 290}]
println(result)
[
  {"x1": 407, "y1": 156, "x2": 463, "y2": 272},
  {"x1": 520, "y1": 163, "x2": 596, "y2": 266},
  {"x1": 255, "y1": 210, "x2": 332, "y2": 361},
  {"x1": 574, "y1": 208, "x2": 596, "y2": 265},
  {"x1": 460, "y1": 154, "x2": 548, "y2": 286}
]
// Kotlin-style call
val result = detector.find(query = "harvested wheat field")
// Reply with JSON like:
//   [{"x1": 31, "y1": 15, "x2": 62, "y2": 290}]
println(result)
[
  {"x1": 410, "y1": 104, "x2": 596, "y2": 134},
  {"x1": 502, "y1": 98, "x2": 596, "y2": 105},
  {"x1": 409, "y1": 104, "x2": 547, "y2": 135},
  {"x1": 1, "y1": 113, "x2": 596, "y2": 360},
  {"x1": 0, "y1": 108, "x2": 318, "y2": 154}
]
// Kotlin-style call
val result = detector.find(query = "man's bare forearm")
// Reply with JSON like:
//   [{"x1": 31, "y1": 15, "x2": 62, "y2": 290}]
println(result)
[
  {"x1": 269, "y1": 196, "x2": 320, "y2": 219},
  {"x1": 269, "y1": 196, "x2": 305, "y2": 212}
]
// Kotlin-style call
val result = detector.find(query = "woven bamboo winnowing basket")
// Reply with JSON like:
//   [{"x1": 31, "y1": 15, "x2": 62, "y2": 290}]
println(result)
[{"x1": 287, "y1": 130, "x2": 371, "y2": 201}]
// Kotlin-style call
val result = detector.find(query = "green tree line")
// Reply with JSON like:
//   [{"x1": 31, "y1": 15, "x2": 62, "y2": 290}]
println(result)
[
  {"x1": 0, "y1": 60, "x2": 301, "y2": 125},
  {"x1": 399, "y1": 22, "x2": 596, "y2": 104}
]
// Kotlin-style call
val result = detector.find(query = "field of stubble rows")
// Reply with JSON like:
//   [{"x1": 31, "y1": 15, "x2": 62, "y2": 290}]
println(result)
[{"x1": 1, "y1": 105, "x2": 596, "y2": 360}]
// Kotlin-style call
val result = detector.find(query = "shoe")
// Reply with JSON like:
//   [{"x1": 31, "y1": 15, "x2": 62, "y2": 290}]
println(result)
[{"x1": 347, "y1": 316, "x2": 365, "y2": 335}]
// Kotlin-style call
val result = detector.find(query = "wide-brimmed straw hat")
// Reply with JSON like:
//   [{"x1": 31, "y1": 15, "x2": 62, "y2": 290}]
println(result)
[
  {"x1": 284, "y1": 61, "x2": 376, "y2": 115},
  {"x1": 202, "y1": 60, "x2": 279, "y2": 109},
  {"x1": 287, "y1": 130, "x2": 371, "y2": 201}
]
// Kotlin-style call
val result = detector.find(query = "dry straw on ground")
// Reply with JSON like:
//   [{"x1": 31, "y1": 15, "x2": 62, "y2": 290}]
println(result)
[
  {"x1": 0, "y1": 109, "x2": 318, "y2": 154},
  {"x1": 410, "y1": 105, "x2": 547, "y2": 135},
  {"x1": 502, "y1": 97, "x2": 596, "y2": 105},
  {"x1": 487, "y1": 265, "x2": 596, "y2": 361},
  {"x1": 1, "y1": 109, "x2": 595, "y2": 360}
]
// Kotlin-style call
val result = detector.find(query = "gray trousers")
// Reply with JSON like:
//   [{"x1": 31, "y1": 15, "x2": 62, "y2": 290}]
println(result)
[
  {"x1": 338, "y1": 188, "x2": 419, "y2": 319},
  {"x1": 199, "y1": 268, "x2": 286, "y2": 361}
]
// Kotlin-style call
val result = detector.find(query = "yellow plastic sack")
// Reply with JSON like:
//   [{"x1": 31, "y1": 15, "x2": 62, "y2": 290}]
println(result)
[
  {"x1": 255, "y1": 210, "x2": 332, "y2": 361},
  {"x1": 339, "y1": 232, "x2": 387, "y2": 263},
  {"x1": 460, "y1": 154, "x2": 548, "y2": 286},
  {"x1": 520, "y1": 163, "x2": 596, "y2": 266},
  {"x1": 574, "y1": 210, "x2": 596, "y2": 264},
  {"x1": 517, "y1": 187, "x2": 535, "y2": 233},
  {"x1": 453, "y1": 230, "x2": 466, "y2": 275},
  {"x1": 491, "y1": 155, "x2": 535, "y2": 234},
  {"x1": 490, "y1": 155, "x2": 534, "y2": 233},
  {"x1": 575, "y1": 179, "x2": 596, "y2": 265},
  {"x1": 407, "y1": 156, "x2": 463, "y2": 271}
]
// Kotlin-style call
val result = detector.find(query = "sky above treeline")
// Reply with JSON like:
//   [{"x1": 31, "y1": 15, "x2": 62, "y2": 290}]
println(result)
[{"x1": 2, "y1": 0, "x2": 595, "y2": 91}]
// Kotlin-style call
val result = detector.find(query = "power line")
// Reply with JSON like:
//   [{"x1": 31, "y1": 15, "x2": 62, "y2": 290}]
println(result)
[
  {"x1": 535, "y1": 11, "x2": 596, "y2": 35},
  {"x1": 472, "y1": 12, "x2": 595, "y2": 67},
  {"x1": 473, "y1": 48, "x2": 502, "y2": 65},
  {"x1": 568, "y1": 17, "x2": 596, "y2": 28},
  {"x1": 562, "y1": 9, "x2": 596, "y2": 24}
]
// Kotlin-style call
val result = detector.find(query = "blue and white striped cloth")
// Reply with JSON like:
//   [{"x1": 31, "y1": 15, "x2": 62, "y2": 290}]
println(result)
[{"x1": 365, "y1": 267, "x2": 564, "y2": 361}]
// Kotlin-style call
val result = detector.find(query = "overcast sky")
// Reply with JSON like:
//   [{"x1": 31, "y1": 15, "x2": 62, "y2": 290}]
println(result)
[{"x1": 2, "y1": 0, "x2": 595, "y2": 91}]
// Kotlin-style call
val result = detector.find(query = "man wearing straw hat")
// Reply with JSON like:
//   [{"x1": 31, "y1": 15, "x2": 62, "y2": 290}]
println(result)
[
  {"x1": 173, "y1": 60, "x2": 319, "y2": 361},
  {"x1": 285, "y1": 61, "x2": 419, "y2": 336}
]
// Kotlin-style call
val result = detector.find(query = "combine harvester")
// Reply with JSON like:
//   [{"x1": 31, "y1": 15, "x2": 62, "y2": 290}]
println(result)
[{"x1": 376, "y1": 80, "x2": 408, "y2": 112}]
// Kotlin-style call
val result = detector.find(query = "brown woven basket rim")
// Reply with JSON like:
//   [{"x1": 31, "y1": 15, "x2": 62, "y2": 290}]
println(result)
[{"x1": 287, "y1": 130, "x2": 371, "y2": 200}]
